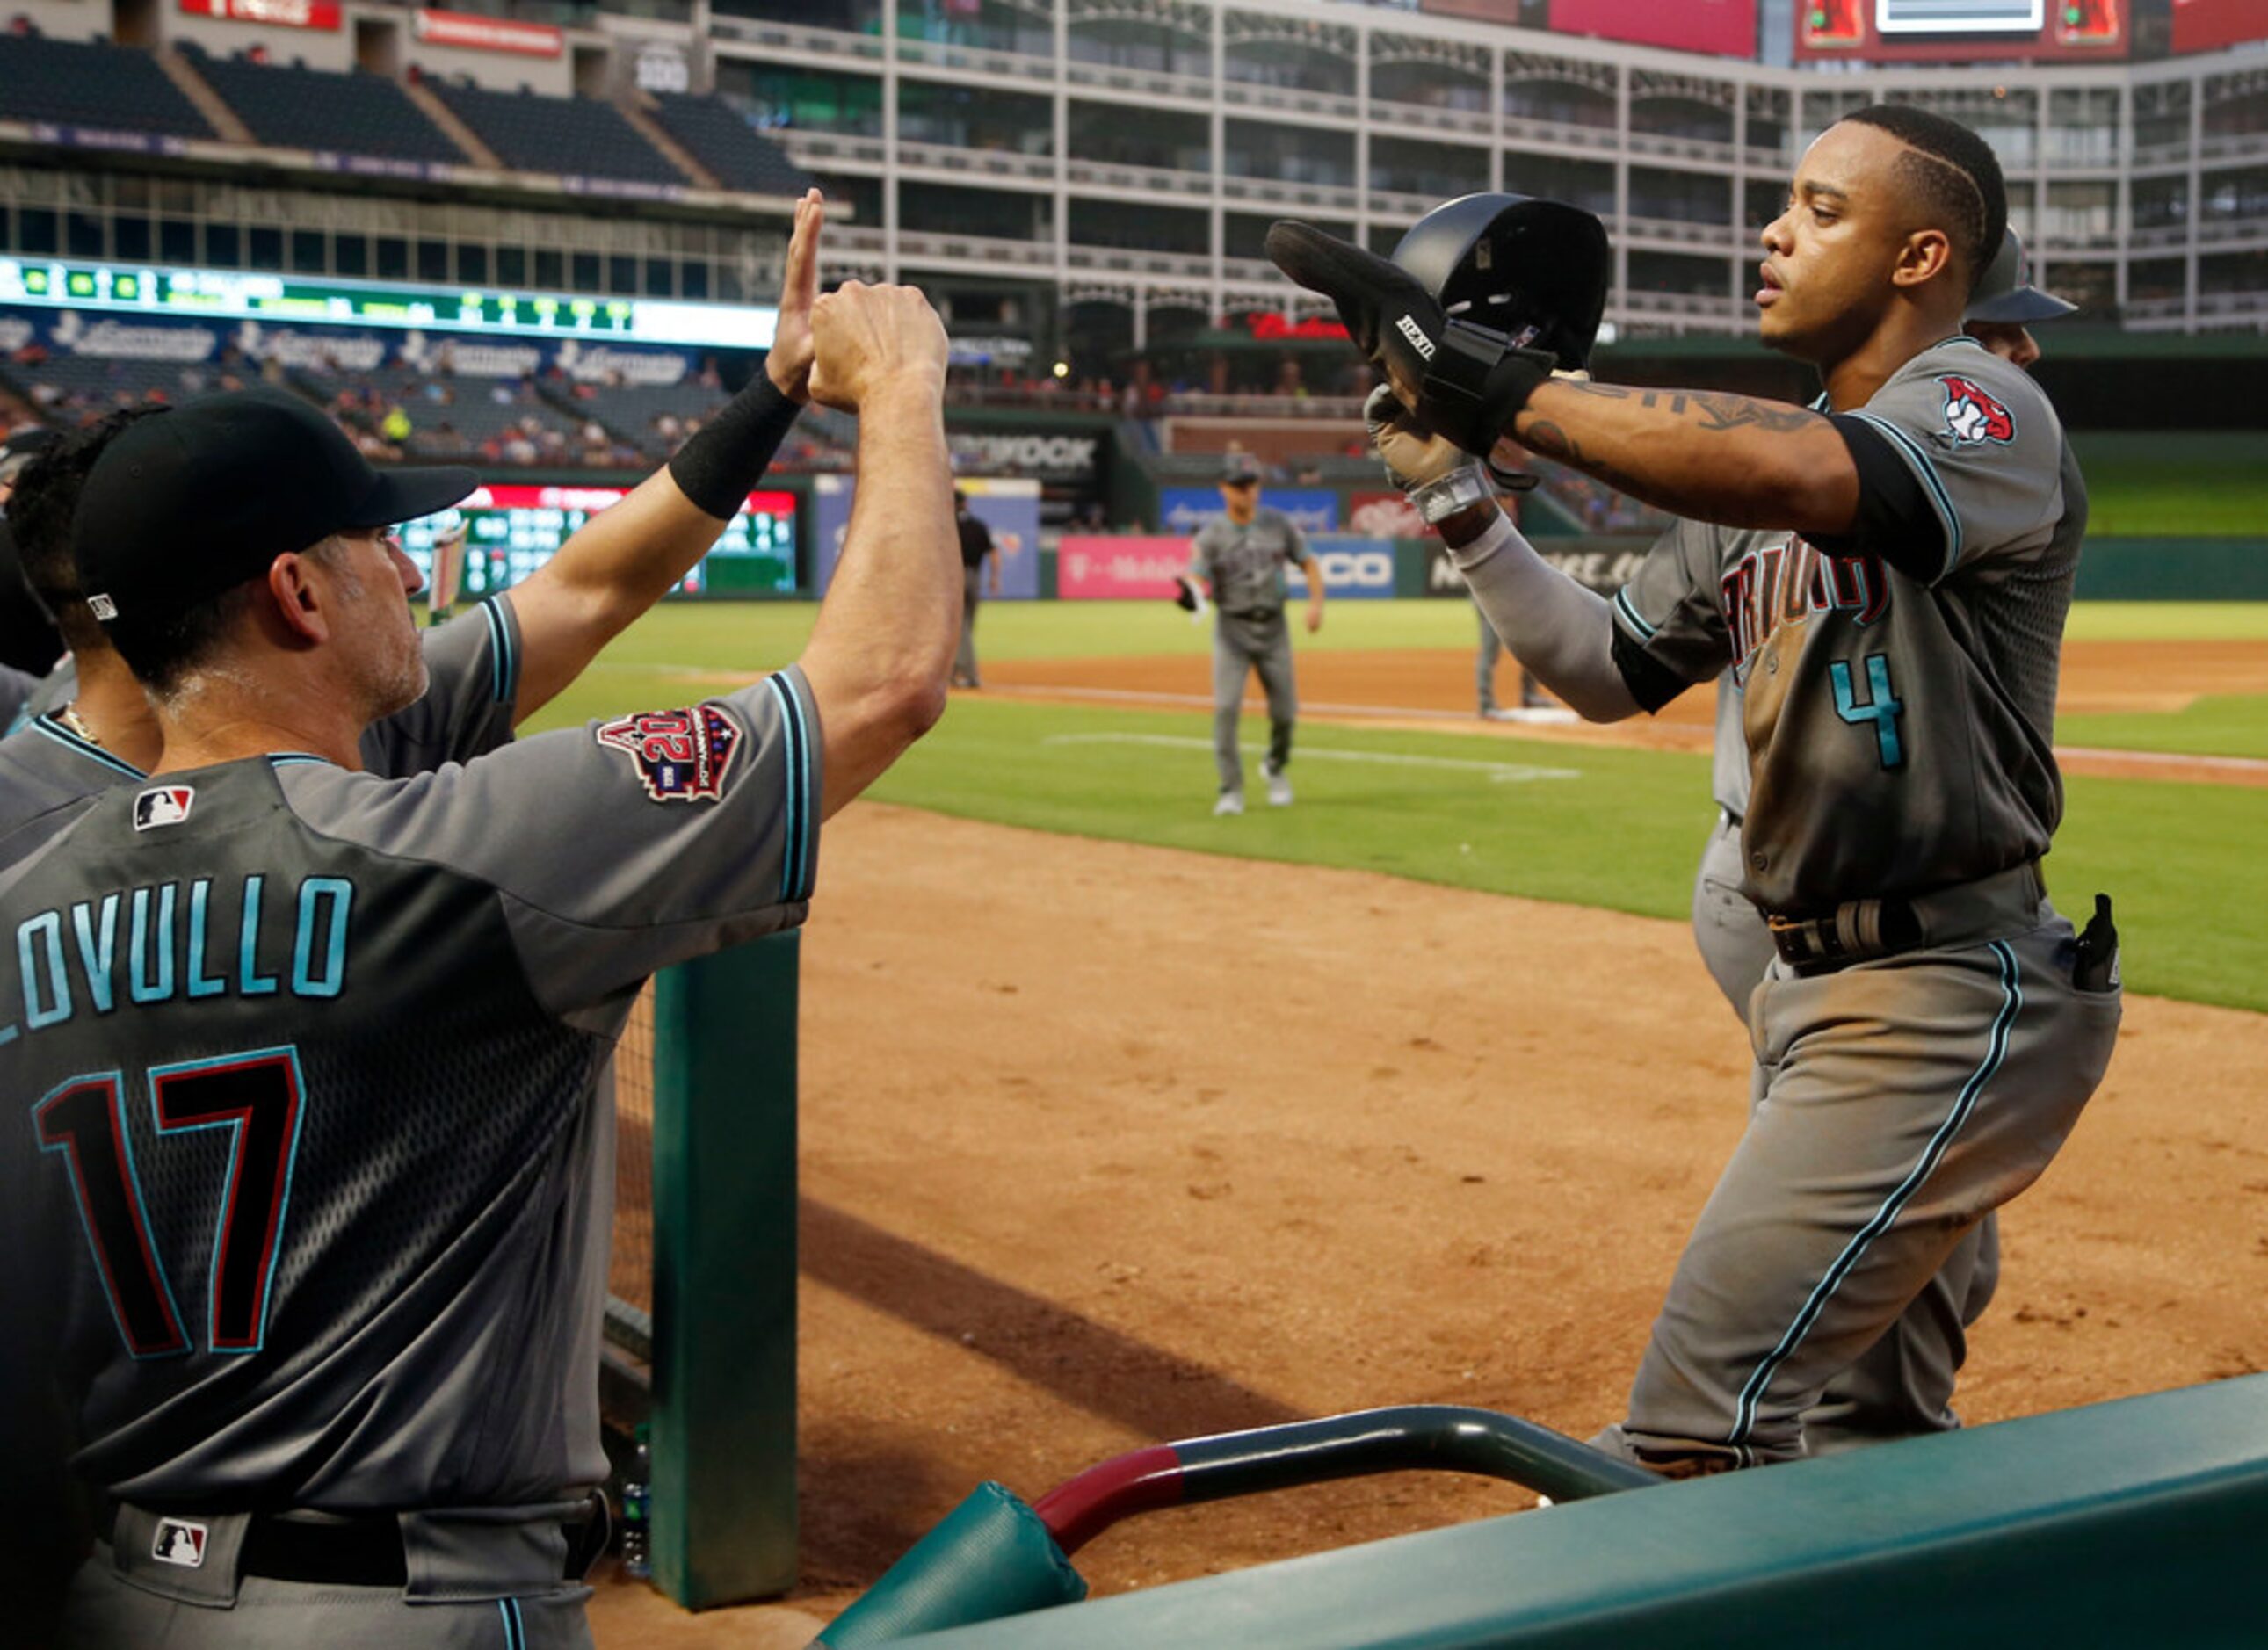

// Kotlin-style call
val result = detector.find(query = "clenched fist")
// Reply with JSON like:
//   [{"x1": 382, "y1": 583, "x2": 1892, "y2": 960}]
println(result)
[{"x1": 808, "y1": 282, "x2": 948, "y2": 414}]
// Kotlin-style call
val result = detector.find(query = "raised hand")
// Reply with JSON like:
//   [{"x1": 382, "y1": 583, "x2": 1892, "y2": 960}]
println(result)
[
  {"x1": 764, "y1": 189, "x2": 826, "y2": 402},
  {"x1": 807, "y1": 282, "x2": 948, "y2": 414}
]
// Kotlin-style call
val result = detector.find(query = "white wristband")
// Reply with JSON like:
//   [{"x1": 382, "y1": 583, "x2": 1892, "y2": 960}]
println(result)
[{"x1": 1409, "y1": 464, "x2": 1493, "y2": 525}]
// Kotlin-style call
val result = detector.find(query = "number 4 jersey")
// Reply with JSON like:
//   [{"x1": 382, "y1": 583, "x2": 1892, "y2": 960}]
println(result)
[
  {"x1": 0, "y1": 669, "x2": 820, "y2": 1514},
  {"x1": 1611, "y1": 337, "x2": 2084, "y2": 914}
]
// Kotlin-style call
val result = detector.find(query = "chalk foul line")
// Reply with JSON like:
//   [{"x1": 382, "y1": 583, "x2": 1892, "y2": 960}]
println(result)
[{"x1": 1041, "y1": 732, "x2": 1582, "y2": 784}]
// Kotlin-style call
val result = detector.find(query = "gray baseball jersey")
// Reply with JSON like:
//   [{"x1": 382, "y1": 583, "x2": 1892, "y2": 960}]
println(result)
[
  {"x1": 1615, "y1": 337, "x2": 2079, "y2": 914},
  {"x1": 0, "y1": 662, "x2": 33, "y2": 734},
  {"x1": 1188, "y1": 507, "x2": 1308, "y2": 617},
  {"x1": 0, "y1": 668, "x2": 819, "y2": 1516},
  {"x1": 0, "y1": 599, "x2": 521, "y2": 856}
]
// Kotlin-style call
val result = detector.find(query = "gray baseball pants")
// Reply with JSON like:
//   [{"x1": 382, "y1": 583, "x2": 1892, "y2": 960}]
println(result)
[
  {"x1": 1613, "y1": 863, "x2": 2120, "y2": 1472},
  {"x1": 1687, "y1": 808, "x2": 2005, "y2": 1454},
  {"x1": 62, "y1": 1502, "x2": 598, "y2": 1648},
  {"x1": 1213, "y1": 609, "x2": 1295, "y2": 798}
]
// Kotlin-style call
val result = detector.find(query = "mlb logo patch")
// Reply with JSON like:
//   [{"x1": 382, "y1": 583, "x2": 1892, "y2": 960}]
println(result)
[
  {"x1": 1936, "y1": 373, "x2": 2017, "y2": 448},
  {"x1": 134, "y1": 786, "x2": 196, "y2": 830},
  {"x1": 595, "y1": 704, "x2": 743, "y2": 802},
  {"x1": 151, "y1": 1517, "x2": 208, "y2": 1568}
]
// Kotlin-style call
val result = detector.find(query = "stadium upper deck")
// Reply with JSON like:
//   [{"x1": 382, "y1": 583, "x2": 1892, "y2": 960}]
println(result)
[{"x1": 1, "y1": 0, "x2": 2264, "y2": 386}]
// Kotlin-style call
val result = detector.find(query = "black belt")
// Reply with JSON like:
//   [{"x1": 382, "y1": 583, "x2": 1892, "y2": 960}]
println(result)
[
  {"x1": 1764, "y1": 895, "x2": 1924, "y2": 977},
  {"x1": 106, "y1": 1494, "x2": 609, "y2": 1588}
]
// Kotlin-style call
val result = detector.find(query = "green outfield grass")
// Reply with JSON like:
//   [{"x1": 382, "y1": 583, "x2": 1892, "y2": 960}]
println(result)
[
  {"x1": 526, "y1": 608, "x2": 2268, "y2": 1013},
  {"x1": 2069, "y1": 432, "x2": 2268, "y2": 536},
  {"x1": 2057, "y1": 698, "x2": 2268, "y2": 760}
]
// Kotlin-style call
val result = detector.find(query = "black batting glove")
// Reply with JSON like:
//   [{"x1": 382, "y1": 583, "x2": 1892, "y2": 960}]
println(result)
[{"x1": 1266, "y1": 221, "x2": 1557, "y2": 459}]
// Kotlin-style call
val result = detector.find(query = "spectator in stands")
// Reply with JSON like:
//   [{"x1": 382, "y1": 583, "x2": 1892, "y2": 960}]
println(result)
[{"x1": 381, "y1": 402, "x2": 413, "y2": 445}]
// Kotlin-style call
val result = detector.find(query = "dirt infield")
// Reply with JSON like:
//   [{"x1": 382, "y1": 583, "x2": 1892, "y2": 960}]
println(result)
[
  {"x1": 981, "y1": 638, "x2": 2268, "y2": 785},
  {"x1": 591, "y1": 803, "x2": 2266, "y2": 1645}
]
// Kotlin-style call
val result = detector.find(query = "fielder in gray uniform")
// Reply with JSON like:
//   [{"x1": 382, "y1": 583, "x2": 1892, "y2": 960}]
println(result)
[
  {"x1": 0, "y1": 278, "x2": 958, "y2": 1649},
  {"x1": 1185, "y1": 453, "x2": 1324, "y2": 814},
  {"x1": 1351, "y1": 106, "x2": 2122, "y2": 1471},
  {"x1": 0, "y1": 188, "x2": 831, "y2": 855}
]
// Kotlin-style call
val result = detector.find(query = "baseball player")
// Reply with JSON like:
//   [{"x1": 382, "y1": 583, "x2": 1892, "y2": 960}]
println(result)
[
  {"x1": 0, "y1": 190, "x2": 831, "y2": 851},
  {"x1": 950, "y1": 488, "x2": 999, "y2": 689},
  {"x1": 1184, "y1": 452, "x2": 1323, "y2": 814},
  {"x1": 0, "y1": 278, "x2": 958, "y2": 1649},
  {"x1": 1286, "y1": 105, "x2": 2122, "y2": 1470},
  {"x1": 1691, "y1": 226, "x2": 2080, "y2": 1023}
]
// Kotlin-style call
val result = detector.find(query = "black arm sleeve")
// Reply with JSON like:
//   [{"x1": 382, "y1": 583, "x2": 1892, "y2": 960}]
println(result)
[
  {"x1": 667, "y1": 377, "x2": 802, "y2": 521},
  {"x1": 1809, "y1": 414, "x2": 1948, "y2": 580},
  {"x1": 1612, "y1": 625, "x2": 1693, "y2": 714}
]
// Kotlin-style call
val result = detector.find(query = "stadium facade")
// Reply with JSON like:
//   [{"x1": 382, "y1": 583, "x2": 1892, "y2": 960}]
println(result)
[{"x1": 2, "y1": 0, "x2": 2266, "y2": 378}]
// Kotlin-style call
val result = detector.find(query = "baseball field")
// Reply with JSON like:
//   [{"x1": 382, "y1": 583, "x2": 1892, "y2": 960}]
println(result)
[{"x1": 530, "y1": 597, "x2": 2268, "y2": 1646}]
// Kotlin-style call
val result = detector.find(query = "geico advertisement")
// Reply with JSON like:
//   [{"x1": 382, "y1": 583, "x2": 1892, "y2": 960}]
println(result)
[{"x1": 1289, "y1": 537, "x2": 1395, "y2": 600}]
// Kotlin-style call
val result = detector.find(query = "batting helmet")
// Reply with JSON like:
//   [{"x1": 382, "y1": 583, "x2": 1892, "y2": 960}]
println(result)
[{"x1": 1389, "y1": 193, "x2": 1611, "y2": 376}]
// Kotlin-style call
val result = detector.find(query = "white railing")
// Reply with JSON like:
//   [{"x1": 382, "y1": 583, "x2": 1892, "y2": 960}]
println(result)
[
  {"x1": 1064, "y1": 242, "x2": 1214, "y2": 279},
  {"x1": 774, "y1": 131, "x2": 887, "y2": 169},
  {"x1": 1062, "y1": 59, "x2": 1214, "y2": 105},
  {"x1": 1219, "y1": 174, "x2": 1362, "y2": 213},
  {"x1": 1063, "y1": 157, "x2": 1213, "y2": 199},
  {"x1": 1620, "y1": 213, "x2": 1741, "y2": 251},
  {"x1": 895, "y1": 139, "x2": 1055, "y2": 184},
  {"x1": 1364, "y1": 99, "x2": 1493, "y2": 140},
  {"x1": 708, "y1": 16, "x2": 883, "y2": 61},
  {"x1": 1223, "y1": 81, "x2": 1362, "y2": 123}
]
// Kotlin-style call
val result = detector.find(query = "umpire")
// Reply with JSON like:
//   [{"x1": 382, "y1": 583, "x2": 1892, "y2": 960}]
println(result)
[
  {"x1": 0, "y1": 279, "x2": 960, "y2": 1650},
  {"x1": 1185, "y1": 453, "x2": 1324, "y2": 815},
  {"x1": 949, "y1": 488, "x2": 999, "y2": 688}
]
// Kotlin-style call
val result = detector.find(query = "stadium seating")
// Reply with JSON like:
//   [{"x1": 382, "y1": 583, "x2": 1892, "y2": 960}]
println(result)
[
  {"x1": 429, "y1": 81, "x2": 686, "y2": 187},
  {"x1": 647, "y1": 94, "x2": 815, "y2": 197},
  {"x1": 0, "y1": 35, "x2": 215, "y2": 141},
  {"x1": 190, "y1": 51, "x2": 467, "y2": 165}
]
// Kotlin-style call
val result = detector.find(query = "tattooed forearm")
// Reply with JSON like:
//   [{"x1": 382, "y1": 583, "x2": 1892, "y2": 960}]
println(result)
[
  {"x1": 1522, "y1": 420, "x2": 1645, "y2": 496},
  {"x1": 1559, "y1": 379, "x2": 1817, "y2": 433}
]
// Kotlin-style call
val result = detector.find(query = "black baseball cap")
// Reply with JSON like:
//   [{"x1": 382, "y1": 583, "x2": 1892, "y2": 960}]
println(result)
[
  {"x1": 1221, "y1": 453, "x2": 1264, "y2": 486},
  {"x1": 73, "y1": 388, "x2": 475, "y2": 622}
]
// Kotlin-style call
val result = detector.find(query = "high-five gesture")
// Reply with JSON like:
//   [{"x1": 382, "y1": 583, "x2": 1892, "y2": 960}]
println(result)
[
  {"x1": 807, "y1": 282, "x2": 948, "y2": 415},
  {"x1": 764, "y1": 188, "x2": 826, "y2": 403}
]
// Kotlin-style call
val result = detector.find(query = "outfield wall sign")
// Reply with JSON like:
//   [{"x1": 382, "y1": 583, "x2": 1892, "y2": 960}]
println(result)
[
  {"x1": 0, "y1": 258, "x2": 774, "y2": 349},
  {"x1": 178, "y1": 0, "x2": 342, "y2": 28}
]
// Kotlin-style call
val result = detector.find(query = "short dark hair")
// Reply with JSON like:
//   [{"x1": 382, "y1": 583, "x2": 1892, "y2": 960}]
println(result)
[
  {"x1": 8, "y1": 407, "x2": 167, "y2": 654},
  {"x1": 1836, "y1": 104, "x2": 2008, "y2": 296},
  {"x1": 106, "y1": 580, "x2": 266, "y2": 699}
]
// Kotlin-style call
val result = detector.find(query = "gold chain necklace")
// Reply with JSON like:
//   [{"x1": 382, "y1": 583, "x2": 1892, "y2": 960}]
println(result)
[{"x1": 58, "y1": 702, "x2": 102, "y2": 748}]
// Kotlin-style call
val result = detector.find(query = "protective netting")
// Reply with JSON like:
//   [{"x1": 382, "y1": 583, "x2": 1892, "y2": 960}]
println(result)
[{"x1": 609, "y1": 982, "x2": 656, "y2": 1325}]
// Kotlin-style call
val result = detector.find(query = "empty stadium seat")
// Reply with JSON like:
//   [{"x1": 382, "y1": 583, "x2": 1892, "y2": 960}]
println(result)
[
  {"x1": 194, "y1": 54, "x2": 467, "y2": 164},
  {"x1": 648, "y1": 94, "x2": 816, "y2": 196},
  {"x1": 0, "y1": 35, "x2": 214, "y2": 141},
  {"x1": 430, "y1": 82, "x2": 686, "y2": 187}
]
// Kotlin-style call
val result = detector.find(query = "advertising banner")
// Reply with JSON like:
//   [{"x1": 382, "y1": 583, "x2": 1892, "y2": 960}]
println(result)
[
  {"x1": 1160, "y1": 486, "x2": 1338, "y2": 537},
  {"x1": 178, "y1": 0, "x2": 342, "y2": 28},
  {"x1": 1289, "y1": 536, "x2": 1396, "y2": 601},
  {"x1": 1547, "y1": 0, "x2": 1756, "y2": 57},
  {"x1": 412, "y1": 7, "x2": 562, "y2": 55},
  {"x1": 1057, "y1": 536, "x2": 1190, "y2": 601},
  {"x1": 809, "y1": 476, "x2": 1041, "y2": 599},
  {"x1": 1347, "y1": 490, "x2": 1425, "y2": 538},
  {"x1": 0, "y1": 306, "x2": 702, "y2": 386}
]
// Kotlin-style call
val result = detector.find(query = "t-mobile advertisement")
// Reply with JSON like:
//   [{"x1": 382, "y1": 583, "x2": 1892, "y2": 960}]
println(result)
[{"x1": 810, "y1": 475, "x2": 1041, "y2": 598}]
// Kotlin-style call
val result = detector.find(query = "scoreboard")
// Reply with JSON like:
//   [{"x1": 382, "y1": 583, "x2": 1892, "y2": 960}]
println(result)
[
  {"x1": 0, "y1": 257, "x2": 776, "y2": 348},
  {"x1": 401, "y1": 485, "x2": 798, "y2": 600},
  {"x1": 1796, "y1": 0, "x2": 2126, "y2": 57}
]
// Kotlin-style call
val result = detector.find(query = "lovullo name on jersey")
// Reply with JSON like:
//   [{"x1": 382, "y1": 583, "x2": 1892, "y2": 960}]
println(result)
[{"x1": 3, "y1": 873, "x2": 354, "y2": 1043}]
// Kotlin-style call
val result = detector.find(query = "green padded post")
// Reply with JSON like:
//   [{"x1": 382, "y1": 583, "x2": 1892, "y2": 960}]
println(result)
[
  {"x1": 818, "y1": 1483, "x2": 1087, "y2": 1647},
  {"x1": 648, "y1": 933, "x2": 801, "y2": 1608}
]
